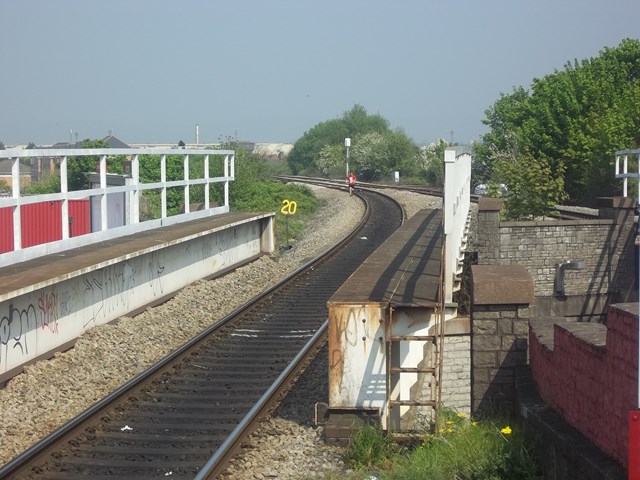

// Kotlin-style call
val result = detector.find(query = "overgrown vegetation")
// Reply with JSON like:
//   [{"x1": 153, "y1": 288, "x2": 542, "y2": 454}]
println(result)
[
  {"x1": 232, "y1": 177, "x2": 318, "y2": 249},
  {"x1": 324, "y1": 409, "x2": 541, "y2": 480}
]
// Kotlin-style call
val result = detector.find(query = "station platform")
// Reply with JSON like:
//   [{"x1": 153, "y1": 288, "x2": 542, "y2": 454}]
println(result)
[
  {"x1": 0, "y1": 212, "x2": 272, "y2": 301},
  {"x1": 0, "y1": 211, "x2": 275, "y2": 383}
]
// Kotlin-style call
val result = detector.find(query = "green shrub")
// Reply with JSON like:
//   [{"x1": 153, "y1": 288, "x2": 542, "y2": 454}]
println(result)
[
  {"x1": 231, "y1": 181, "x2": 318, "y2": 249},
  {"x1": 22, "y1": 175, "x2": 61, "y2": 194}
]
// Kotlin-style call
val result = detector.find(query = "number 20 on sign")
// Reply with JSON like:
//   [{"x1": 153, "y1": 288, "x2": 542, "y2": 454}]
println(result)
[
  {"x1": 281, "y1": 199, "x2": 297, "y2": 215},
  {"x1": 281, "y1": 199, "x2": 296, "y2": 249}
]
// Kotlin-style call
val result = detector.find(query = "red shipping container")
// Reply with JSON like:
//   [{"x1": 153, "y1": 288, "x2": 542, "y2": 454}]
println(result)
[
  {"x1": 0, "y1": 200, "x2": 90, "y2": 254},
  {"x1": 0, "y1": 206, "x2": 11, "y2": 254}
]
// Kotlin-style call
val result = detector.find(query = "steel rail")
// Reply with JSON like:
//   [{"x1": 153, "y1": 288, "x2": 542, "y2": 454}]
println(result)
[
  {"x1": 0, "y1": 193, "x2": 371, "y2": 480},
  {"x1": 0, "y1": 188, "x2": 403, "y2": 480},
  {"x1": 193, "y1": 321, "x2": 328, "y2": 480}
]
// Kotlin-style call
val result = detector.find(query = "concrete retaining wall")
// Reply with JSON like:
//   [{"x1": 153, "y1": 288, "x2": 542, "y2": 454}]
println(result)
[{"x1": 0, "y1": 214, "x2": 275, "y2": 383}]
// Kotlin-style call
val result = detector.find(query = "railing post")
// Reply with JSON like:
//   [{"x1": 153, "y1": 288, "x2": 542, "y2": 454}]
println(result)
[
  {"x1": 61, "y1": 156, "x2": 69, "y2": 239},
  {"x1": 161, "y1": 154, "x2": 167, "y2": 219},
  {"x1": 224, "y1": 154, "x2": 230, "y2": 210},
  {"x1": 183, "y1": 154, "x2": 190, "y2": 214},
  {"x1": 99, "y1": 154, "x2": 108, "y2": 231},
  {"x1": 131, "y1": 154, "x2": 140, "y2": 224},
  {"x1": 11, "y1": 157, "x2": 22, "y2": 251},
  {"x1": 204, "y1": 154, "x2": 210, "y2": 210}
]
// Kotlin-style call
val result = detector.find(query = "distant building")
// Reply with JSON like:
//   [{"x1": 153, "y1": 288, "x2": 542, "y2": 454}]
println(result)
[
  {"x1": 0, "y1": 158, "x2": 31, "y2": 191},
  {"x1": 50, "y1": 134, "x2": 130, "y2": 149},
  {"x1": 101, "y1": 135, "x2": 130, "y2": 148},
  {"x1": 252, "y1": 143, "x2": 293, "y2": 161}
]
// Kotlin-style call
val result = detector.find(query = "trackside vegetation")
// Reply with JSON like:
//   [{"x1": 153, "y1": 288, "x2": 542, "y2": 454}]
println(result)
[
  {"x1": 475, "y1": 38, "x2": 640, "y2": 214},
  {"x1": 320, "y1": 409, "x2": 541, "y2": 480}
]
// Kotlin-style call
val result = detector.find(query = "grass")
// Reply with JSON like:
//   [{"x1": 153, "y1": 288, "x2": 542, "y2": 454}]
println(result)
[
  {"x1": 231, "y1": 180, "x2": 319, "y2": 250},
  {"x1": 317, "y1": 409, "x2": 541, "y2": 480}
]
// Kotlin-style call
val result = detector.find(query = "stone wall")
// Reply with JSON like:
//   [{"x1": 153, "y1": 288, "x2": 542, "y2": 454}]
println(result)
[
  {"x1": 476, "y1": 196, "x2": 636, "y2": 317},
  {"x1": 472, "y1": 195, "x2": 636, "y2": 477},
  {"x1": 470, "y1": 264, "x2": 533, "y2": 413},
  {"x1": 441, "y1": 335, "x2": 471, "y2": 415}
]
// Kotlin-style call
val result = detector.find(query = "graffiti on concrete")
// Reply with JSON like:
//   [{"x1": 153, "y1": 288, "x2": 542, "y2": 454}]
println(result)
[
  {"x1": 0, "y1": 220, "x2": 263, "y2": 376},
  {"x1": 0, "y1": 303, "x2": 38, "y2": 367},
  {"x1": 38, "y1": 290, "x2": 59, "y2": 334}
]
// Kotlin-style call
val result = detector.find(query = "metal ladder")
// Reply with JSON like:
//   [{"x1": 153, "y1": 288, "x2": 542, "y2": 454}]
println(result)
[{"x1": 385, "y1": 243, "x2": 446, "y2": 437}]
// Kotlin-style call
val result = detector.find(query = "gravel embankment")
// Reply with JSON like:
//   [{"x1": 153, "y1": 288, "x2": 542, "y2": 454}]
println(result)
[{"x1": 0, "y1": 185, "x2": 468, "y2": 479}]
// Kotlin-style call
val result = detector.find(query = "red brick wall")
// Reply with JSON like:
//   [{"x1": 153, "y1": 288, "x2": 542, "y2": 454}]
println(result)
[{"x1": 529, "y1": 305, "x2": 638, "y2": 467}]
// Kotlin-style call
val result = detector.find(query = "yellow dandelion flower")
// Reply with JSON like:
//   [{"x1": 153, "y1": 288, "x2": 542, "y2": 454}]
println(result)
[
  {"x1": 447, "y1": 428, "x2": 453, "y2": 432},
  {"x1": 446, "y1": 420, "x2": 454, "y2": 425},
  {"x1": 500, "y1": 426, "x2": 512, "y2": 435},
  {"x1": 471, "y1": 421, "x2": 478, "y2": 427},
  {"x1": 457, "y1": 412, "x2": 466, "y2": 418}
]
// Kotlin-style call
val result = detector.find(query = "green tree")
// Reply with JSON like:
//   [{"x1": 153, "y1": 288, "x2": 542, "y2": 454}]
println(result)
[
  {"x1": 67, "y1": 138, "x2": 110, "y2": 190},
  {"x1": 490, "y1": 135, "x2": 568, "y2": 219},
  {"x1": 350, "y1": 132, "x2": 387, "y2": 180},
  {"x1": 316, "y1": 144, "x2": 344, "y2": 175},
  {"x1": 476, "y1": 38, "x2": 640, "y2": 205},
  {"x1": 287, "y1": 104, "x2": 388, "y2": 174},
  {"x1": 419, "y1": 139, "x2": 449, "y2": 187},
  {"x1": 385, "y1": 129, "x2": 421, "y2": 180},
  {"x1": 349, "y1": 130, "x2": 420, "y2": 182}
]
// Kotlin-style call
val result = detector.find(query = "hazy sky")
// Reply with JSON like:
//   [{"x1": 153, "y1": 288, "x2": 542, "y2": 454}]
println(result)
[{"x1": 1, "y1": 0, "x2": 638, "y2": 147}]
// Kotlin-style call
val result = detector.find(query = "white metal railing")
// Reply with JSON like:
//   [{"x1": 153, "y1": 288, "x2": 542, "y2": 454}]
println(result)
[
  {"x1": 0, "y1": 148, "x2": 235, "y2": 267},
  {"x1": 443, "y1": 146, "x2": 472, "y2": 305},
  {"x1": 614, "y1": 148, "x2": 640, "y2": 409},
  {"x1": 615, "y1": 149, "x2": 640, "y2": 203}
]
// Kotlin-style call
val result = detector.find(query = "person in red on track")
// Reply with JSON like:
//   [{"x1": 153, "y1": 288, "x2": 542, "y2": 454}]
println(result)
[{"x1": 347, "y1": 171, "x2": 357, "y2": 196}]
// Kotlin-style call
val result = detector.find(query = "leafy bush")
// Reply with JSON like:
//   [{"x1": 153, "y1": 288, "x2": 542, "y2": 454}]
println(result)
[
  {"x1": 494, "y1": 153, "x2": 567, "y2": 220},
  {"x1": 22, "y1": 174, "x2": 61, "y2": 194}
]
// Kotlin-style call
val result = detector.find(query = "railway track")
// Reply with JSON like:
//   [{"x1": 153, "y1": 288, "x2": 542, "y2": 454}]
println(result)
[
  {"x1": 0, "y1": 188, "x2": 404, "y2": 480},
  {"x1": 276, "y1": 175, "x2": 447, "y2": 198},
  {"x1": 278, "y1": 175, "x2": 603, "y2": 218}
]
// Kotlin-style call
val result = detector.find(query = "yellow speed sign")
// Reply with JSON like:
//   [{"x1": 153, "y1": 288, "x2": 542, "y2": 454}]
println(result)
[{"x1": 281, "y1": 199, "x2": 297, "y2": 215}]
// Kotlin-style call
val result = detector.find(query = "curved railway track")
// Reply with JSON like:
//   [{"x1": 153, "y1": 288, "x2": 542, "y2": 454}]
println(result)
[
  {"x1": 0, "y1": 188, "x2": 404, "y2": 480},
  {"x1": 276, "y1": 175, "x2": 448, "y2": 198},
  {"x1": 278, "y1": 175, "x2": 603, "y2": 219}
]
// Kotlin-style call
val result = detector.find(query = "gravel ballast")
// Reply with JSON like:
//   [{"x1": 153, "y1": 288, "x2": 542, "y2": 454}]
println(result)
[{"x1": 0, "y1": 185, "x2": 455, "y2": 479}]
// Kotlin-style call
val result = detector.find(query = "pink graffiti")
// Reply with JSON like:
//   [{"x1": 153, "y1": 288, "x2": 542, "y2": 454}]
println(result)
[{"x1": 38, "y1": 290, "x2": 60, "y2": 334}]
